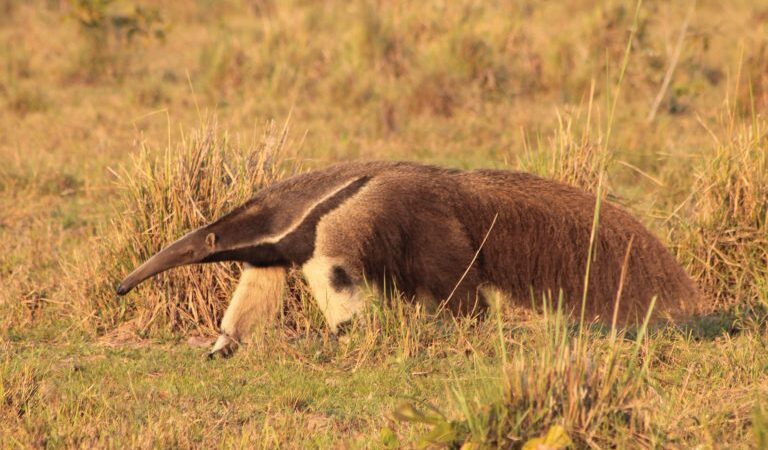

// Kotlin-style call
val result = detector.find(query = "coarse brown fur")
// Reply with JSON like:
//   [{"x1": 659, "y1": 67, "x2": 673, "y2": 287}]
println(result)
[{"x1": 118, "y1": 161, "x2": 704, "y2": 341}]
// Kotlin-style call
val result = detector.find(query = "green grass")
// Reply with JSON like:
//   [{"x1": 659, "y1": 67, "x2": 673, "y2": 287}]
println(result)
[
  {"x1": 3, "y1": 306, "x2": 767, "y2": 448},
  {"x1": 2, "y1": 0, "x2": 768, "y2": 447},
  {"x1": 1, "y1": 307, "x2": 499, "y2": 448}
]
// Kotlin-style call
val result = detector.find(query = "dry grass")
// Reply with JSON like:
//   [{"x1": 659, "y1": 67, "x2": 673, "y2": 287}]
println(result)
[
  {"x1": 2, "y1": 0, "x2": 768, "y2": 447},
  {"x1": 673, "y1": 106, "x2": 768, "y2": 310},
  {"x1": 69, "y1": 119, "x2": 297, "y2": 335},
  {"x1": 519, "y1": 95, "x2": 611, "y2": 195}
]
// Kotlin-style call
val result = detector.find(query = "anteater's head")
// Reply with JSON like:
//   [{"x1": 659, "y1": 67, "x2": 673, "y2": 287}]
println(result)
[
  {"x1": 115, "y1": 174, "x2": 369, "y2": 295},
  {"x1": 114, "y1": 200, "x2": 280, "y2": 296}
]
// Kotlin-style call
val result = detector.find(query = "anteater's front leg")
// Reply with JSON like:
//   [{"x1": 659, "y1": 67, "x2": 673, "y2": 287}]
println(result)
[
  {"x1": 302, "y1": 256, "x2": 366, "y2": 333},
  {"x1": 209, "y1": 264, "x2": 286, "y2": 358}
]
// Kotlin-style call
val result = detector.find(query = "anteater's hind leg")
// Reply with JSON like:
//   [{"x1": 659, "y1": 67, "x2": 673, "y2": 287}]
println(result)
[
  {"x1": 209, "y1": 264, "x2": 286, "y2": 358},
  {"x1": 424, "y1": 267, "x2": 488, "y2": 317},
  {"x1": 408, "y1": 215, "x2": 489, "y2": 317},
  {"x1": 421, "y1": 251, "x2": 489, "y2": 317},
  {"x1": 302, "y1": 256, "x2": 366, "y2": 334}
]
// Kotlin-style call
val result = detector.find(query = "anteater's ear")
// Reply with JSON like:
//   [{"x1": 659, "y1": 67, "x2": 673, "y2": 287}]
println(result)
[{"x1": 205, "y1": 232, "x2": 217, "y2": 249}]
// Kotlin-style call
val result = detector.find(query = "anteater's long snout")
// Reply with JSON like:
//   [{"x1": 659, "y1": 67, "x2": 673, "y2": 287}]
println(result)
[{"x1": 116, "y1": 229, "x2": 209, "y2": 295}]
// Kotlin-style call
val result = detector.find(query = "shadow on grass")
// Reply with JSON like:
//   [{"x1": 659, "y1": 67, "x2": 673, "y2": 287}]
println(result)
[
  {"x1": 673, "y1": 303, "x2": 768, "y2": 340},
  {"x1": 567, "y1": 303, "x2": 768, "y2": 342}
]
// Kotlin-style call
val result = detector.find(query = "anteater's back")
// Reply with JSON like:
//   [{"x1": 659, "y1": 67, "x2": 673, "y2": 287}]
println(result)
[
  {"x1": 453, "y1": 169, "x2": 701, "y2": 323},
  {"x1": 253, "y1": 161, "x2": 701, "y2": 323}
]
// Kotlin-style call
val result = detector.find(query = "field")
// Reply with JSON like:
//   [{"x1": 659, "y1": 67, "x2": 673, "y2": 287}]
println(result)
[{"x1": 1, "y1": 0, "x2": 768, "y2": 448}]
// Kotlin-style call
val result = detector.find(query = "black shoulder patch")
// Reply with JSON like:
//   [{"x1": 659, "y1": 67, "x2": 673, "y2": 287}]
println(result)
[{"x1": 330, "y1": 265, "x2": 353, "y2": 292}]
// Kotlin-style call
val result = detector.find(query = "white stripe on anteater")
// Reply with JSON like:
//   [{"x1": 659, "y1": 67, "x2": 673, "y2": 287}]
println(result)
[{"x1": 257, "y1": 176, "x2": 371, "y2": 246}]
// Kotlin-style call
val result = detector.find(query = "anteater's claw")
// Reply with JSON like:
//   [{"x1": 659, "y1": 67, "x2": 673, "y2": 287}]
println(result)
[{"x1": 207, "y1": 334, "x2": 238, "y2": 359}]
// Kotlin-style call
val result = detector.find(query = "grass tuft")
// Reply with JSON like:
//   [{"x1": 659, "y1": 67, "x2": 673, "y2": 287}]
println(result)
[
  {"x1": 69, "y1": 119, "x2": 296, "y2": 335},
  {"x1": 397, "y1": 300, "x2": 659, "y2": 448},
  {"x1": 674, "y1": 110, "x2": 768, "y2": 309},
  {"x1": 519, "y1": 87, "x2": 611, "y2": 195}
]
